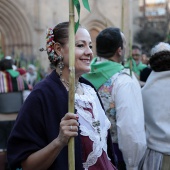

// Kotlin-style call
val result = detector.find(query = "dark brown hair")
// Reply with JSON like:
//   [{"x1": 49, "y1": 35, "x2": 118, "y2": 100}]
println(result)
[
  {"x1": 96, "y1": 27, "x2": 123, "y2": 58},
  {"x1": 53, "y1": 22, "x2": 69, "y2": 46},
  {"x1": 46, "y1": 22, "x2": 70, "y2": 66},
  {"x1": 149, "y1": 51, "x2": 170, "y2": 71}
]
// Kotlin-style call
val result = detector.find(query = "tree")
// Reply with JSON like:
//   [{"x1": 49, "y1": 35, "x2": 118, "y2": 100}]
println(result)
[{"x1": 134, "y1": 27, "x2": 165, "y2": 55}]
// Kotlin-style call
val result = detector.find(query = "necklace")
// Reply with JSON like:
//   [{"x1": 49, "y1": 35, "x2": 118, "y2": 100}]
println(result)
[
  {"x1": 60, "y1": 77, "x2": 80, "y2": 92},
  {"x1": 60, "y1": 77, "x2": 69, "y2": 89},
  {"x1": 75, "y1": 82, "x2": 80, "y2": 92}
]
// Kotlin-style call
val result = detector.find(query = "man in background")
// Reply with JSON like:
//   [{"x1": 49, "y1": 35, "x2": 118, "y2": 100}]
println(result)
[
  {"x1": 83, "y1": 27, "x2": 146, "y2": 170},
  {"x1": 125, "y1": 45, "x2": 147, "y2": 80}
]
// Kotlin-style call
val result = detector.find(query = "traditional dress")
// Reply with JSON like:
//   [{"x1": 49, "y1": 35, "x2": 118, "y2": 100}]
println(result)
[
  {"x1": 83, "y1": 57, "x2": 147, "y2": 170},
  {"x1": 75, "y1": 83, "x2": 115, "y2": 169},
  {"x1": 7, "y1": 70, "x2": 116, "y2": 170},
  {"x1": 140, "y1": 71, "x2": 170, "y2": 170},
  {"x1": 0, "y1": 70, "x2": 29, "y2": 93}
]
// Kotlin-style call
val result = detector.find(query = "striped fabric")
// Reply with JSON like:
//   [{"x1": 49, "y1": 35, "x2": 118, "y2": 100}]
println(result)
[
  {"x1": 0, "y1": 71, "x2": 29, "y2": 93},
  {"x1": 0, "y1": 71, "x2": 9, "y2": 92}
]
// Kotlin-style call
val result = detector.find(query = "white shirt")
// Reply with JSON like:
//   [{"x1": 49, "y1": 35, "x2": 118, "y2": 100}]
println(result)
[{"x1": 98, "y1": 68, "x2": 147, "y2": 170}]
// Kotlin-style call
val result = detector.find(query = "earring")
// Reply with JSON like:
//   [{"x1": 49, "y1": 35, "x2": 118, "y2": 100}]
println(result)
[{"x1": 57, "y1": 55, "x2": 64, "y2": 76}]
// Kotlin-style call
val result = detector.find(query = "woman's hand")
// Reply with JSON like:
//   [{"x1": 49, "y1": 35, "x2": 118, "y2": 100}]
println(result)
[{"x1": 57, "y1": 113, "x2": 79, "y2": 146}]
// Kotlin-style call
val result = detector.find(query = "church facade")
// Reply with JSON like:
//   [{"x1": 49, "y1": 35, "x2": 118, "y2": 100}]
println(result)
[{"x1": 0, "y1": 0, "x2": 139, "y2": 70}]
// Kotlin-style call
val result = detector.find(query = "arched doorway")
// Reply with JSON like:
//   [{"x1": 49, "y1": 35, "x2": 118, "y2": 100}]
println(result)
[{"x1": 0, "y1": 1, "x2": 32, "y2": 59}]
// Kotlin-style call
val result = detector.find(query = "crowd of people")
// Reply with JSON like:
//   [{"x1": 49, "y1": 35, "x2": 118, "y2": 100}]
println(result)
[
  {"x1": 0, "y1": 57, "x2": 51, "y2": 96},
  {"x1": 0, "y1": 21, "x2": 169, "y2": 170}
]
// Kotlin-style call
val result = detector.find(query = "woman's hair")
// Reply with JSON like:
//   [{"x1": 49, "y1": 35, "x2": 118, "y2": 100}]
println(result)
[
  {"x1": 53, "y1": 22, "x2": 69, "y2": 46},
  {"x1": 96, "y1": 27, "x2": 123, "y2": 59},
  {"x1": 45, "y1": 22, "x2": 69, "y2": 66},
  {"x1": 149, "y1": 42, "x2": 170, "y2": 72}
]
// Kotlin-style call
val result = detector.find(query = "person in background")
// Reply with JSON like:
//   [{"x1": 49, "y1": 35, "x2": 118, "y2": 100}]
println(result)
[
  {"x1": 5, "y1": 56, "x2": 17, "y2": 71},
  {"x1": 17, "y1": 67, "x2": 31, "y2": 101},
  {"x1": 125, "y1": 45, "x2": 147, "y2": 80},
  {"x1": 26, "y1": 64, "x2": 38, "y2": 89},
  {"x1": 139, "y1": 67, "x2": 152, "y2": 85},
  {"x1": 141, "y1": 53, "x2": 149, "y2": 65},
  {"x1": 140, "y1": 42, "x2": 170, "y2": 170},
  {"x1": 0, "y1": 58, "x2": 29, "y2": 93},
  {"x1": 139, "y1": 53, "x2": 152, "y2": 85},
  {"x1": 7, "y1": 22, "x2": 117, "y2": 170},
  {"x1": 17, "y1": 68, "x2": 27, "y2": 80},
  {"x1": 83, "y1": 27, "x2": 146, "y2": 170}
]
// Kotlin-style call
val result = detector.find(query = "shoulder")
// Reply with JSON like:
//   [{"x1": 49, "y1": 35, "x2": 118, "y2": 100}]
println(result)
[
  {"x1": 29, "y1": 76, "x2": 61, "y2": 100},
  {"x1": 112, "y1": 69, "x2": 140, "y2": 88},
  {"x1": 112, "y1": 69, "x2": 132, "y2": 82}
]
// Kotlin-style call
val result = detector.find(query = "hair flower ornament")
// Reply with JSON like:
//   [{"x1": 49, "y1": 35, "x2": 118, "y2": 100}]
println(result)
[
  {"x1": 39, "y1": 27, "x2": 64, "y2": 73},
  {"x1": 45, "y1": 28, "x2": 57, "y2": 63}
]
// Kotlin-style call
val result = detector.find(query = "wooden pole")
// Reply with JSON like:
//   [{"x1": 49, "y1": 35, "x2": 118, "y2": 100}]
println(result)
[
  {"x1": 68, "y1": 0, "x2": 75, "y2": 170},
  {"x1": 129, "y1": 29, "x2": 132, "y2": 76},
  {"x1": 121, "y1": 0, "x2": 124, "y2": 32},
  {"x1": 129, "y1": 0, "x2": 132, "y2": 76}
]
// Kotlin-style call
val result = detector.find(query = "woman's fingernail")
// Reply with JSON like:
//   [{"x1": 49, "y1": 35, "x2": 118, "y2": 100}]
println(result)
[{"x1": 75, "y1": 114, "x2": 79, "y2": 120}]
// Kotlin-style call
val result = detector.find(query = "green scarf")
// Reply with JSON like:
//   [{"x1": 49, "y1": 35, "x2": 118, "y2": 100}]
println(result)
[
  {"x1": 124, "y1": 59, "x2": 147, "y2": 76},
  {"x1": 83, "y1": 57, "x2": 124, "y2": 90},
  {"x1": 6, "y1": 69, "x2": 19, "y2": 78}
]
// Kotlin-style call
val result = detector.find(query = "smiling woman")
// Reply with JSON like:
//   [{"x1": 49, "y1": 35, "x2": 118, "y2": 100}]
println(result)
[{"x1": 7, "y1": 22, "x2": 117, "y2": 170}]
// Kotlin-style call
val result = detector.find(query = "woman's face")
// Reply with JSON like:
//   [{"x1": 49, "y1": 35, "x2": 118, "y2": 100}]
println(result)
[{"x1": 61, "y1": 28, "x2": 93, "y2": 78}]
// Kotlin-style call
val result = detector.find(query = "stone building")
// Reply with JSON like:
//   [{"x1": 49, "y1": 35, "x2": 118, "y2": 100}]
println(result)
[
  {"x1": 139, "y1": 0, "x2": 169, "y2": 31},
  {"x1": 0, "y1": 0, "x2": 139, "y2": 71}
]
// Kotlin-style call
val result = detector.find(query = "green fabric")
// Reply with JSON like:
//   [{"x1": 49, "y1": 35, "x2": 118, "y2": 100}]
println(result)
[
  {"x1": 73, "y1": 0, "x2": 90, "y2": 32},
  {"x1": 124, "y1": 58, "x2": 147, "y2": 76},
  {"x1": 6, "y1": 69, "x2": 19, "y2": 78},
  {"x1": 73, "y1": 0, "x2": 80, "y2": 32},
  {"x1": 11, "y1": 76, "x2": 19, "y2": 91},
  {"x1": 82, "y1": 0, "x2": 90, "y2": 12},
  {"x1": 83, "y1": 57, "x2": 124, "y2": 90}
]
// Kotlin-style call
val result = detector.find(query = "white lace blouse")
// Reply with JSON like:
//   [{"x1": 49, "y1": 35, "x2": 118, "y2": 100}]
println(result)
[{"x1": 75, "y1": 83, "x2": 111, "y2": 169}]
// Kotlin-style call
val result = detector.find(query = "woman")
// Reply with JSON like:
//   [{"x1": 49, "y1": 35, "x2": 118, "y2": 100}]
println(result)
[{"x1": 7, "y1": 22, "x2": 117, "y2": 170}]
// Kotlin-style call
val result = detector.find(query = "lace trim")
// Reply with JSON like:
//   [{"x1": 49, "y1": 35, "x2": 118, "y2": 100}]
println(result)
[{"x1": 75, "y1": 83, "x2": 111, "y2": 169}]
